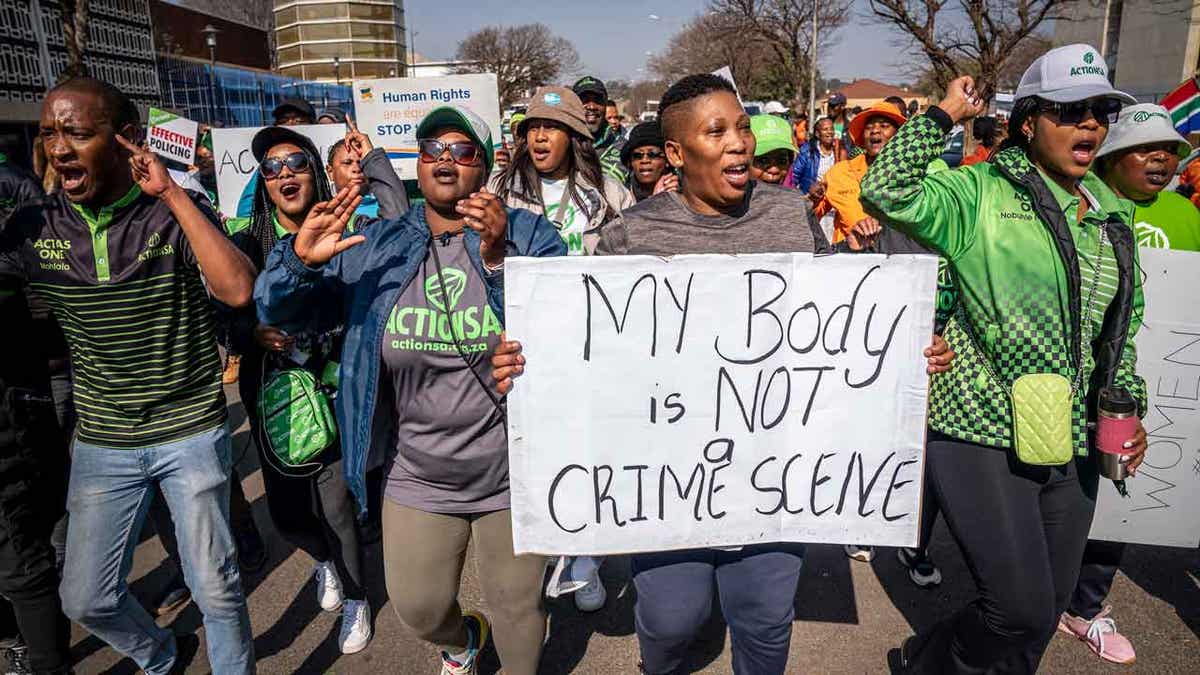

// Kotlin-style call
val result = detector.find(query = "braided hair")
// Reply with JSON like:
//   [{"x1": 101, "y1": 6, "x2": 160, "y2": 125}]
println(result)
[{"x1": 247, "y1": 137, "x2": 333, "y2": 264}]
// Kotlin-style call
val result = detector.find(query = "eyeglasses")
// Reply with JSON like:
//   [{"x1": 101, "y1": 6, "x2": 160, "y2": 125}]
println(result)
[
  {"x1": 1039, "y1": 98, "x2": 1122, "y2": 125},
  {"x1": 418, "y1": 139, "x2": 481, "y2": 166},
  {"x1": 260, "y1": 152, "x2": 311, "y2": 179},
  {"x1": 578, "y1": 92, "x2": 606, "y2": 105},
  {"x1": 753, "y1": 153, "x2": 792, "y2": 169},
  {"x1": 630, "y1": 150, "x2": 664, "y2": 161}
]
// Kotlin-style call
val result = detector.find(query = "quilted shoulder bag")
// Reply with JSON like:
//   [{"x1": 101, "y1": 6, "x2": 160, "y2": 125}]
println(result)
[{"x1": 958, "y1": 226, "x2": 1107, "y2": 466}]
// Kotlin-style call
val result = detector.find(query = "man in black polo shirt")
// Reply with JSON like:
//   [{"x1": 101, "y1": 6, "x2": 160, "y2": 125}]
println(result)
[{"x1": 2, "y1": 77, "x2": 257, "y2": 673}]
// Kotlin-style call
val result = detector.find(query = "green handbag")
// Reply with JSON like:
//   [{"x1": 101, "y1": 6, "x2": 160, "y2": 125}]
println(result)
[
  {"x1": 958, "y1": 227, "x2": 1107, "y2": 466},
  {"x1": 257, "y1": 366, "x2": 337, "y2": 476}
]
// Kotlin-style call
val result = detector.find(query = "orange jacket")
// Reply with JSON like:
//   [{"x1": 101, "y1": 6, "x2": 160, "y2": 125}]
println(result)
[
  {"x1": 813, "y1": 154, "x2": 869, "y2": 243},
  {"x1": 959, "y1": 144, "x2": 991, "y2": 167}
]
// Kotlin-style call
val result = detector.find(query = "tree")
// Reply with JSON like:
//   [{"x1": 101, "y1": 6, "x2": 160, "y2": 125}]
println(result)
[
  {"x1": 59, "y1": 0, "x2": 90, "y2": 79},
  {"x1": 605, "y1": 79, "x2": 632, "y2": 101},
  {"x1": 648, "y1": 2, "x2": 850, "y2": 106},
  {"x1": 628, "y1": 79, "x2": 669, "y2": 116},
  {"x1": 710, "y1": 0, "x2": 852, "y2": 104},
  {"x1": 866, "y1": 0, "x2": 1081, "y2": 103},
  {"x1": 453, "y1": 24, "x2": 580, "y2": 108}
]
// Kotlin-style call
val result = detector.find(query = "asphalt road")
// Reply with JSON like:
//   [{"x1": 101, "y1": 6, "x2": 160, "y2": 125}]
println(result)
[{"x1": 69, "y1": 386, "x2": 1199, "y2": 674}]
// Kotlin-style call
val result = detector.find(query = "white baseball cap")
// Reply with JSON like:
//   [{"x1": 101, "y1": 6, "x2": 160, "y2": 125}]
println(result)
[
  {"x1": 1097, "y1": 103, "x2": 1190, "y2": 160},
  {"x1": 764, "y1": 101, "x2": 788, "y2": 114},
  {"x1": 1015, "y1": 43, "x2": 1135, "y2": 104}
]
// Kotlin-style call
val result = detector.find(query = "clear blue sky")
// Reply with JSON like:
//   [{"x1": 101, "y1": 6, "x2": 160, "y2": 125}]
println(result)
[{"x1": 406, "y1": 0, "x2": 908, "y2": 85}]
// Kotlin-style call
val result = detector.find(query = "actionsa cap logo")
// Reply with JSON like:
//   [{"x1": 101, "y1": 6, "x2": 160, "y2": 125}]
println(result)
[{"x1": 1083, "y1": 52, "x2": 1095, "y2": 64}]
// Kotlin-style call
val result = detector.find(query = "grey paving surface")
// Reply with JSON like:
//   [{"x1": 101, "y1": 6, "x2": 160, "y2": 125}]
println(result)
[{"x1": 69, "y1": 386, "x2": 1199, "y2": 674}]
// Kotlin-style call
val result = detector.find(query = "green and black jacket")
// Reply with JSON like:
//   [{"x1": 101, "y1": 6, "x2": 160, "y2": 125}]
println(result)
[{"x1": 861, "y1": 109, "x2": 1146, "y2": 455}]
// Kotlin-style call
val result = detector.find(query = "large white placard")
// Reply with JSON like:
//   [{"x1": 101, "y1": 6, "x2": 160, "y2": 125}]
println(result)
[
  {"x1": 350, "y1": 74, "x2": 501, "y2": 180},
  {"x1": 1090, "y1": 248, "x2": 1200, "y2": 548},
  {"x1": 211, "y1": 124, "x2": 347, "y2": 217},
  {"x1": 506, "y1": 253, "x2": 938, "y2": 556}
]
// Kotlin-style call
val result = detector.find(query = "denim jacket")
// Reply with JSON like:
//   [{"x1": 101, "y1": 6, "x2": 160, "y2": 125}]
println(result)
[{"x1": 254, "y1": 205, "x2": 567, "y2": 514}]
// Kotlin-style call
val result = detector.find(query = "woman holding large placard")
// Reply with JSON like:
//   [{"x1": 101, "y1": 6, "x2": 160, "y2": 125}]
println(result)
[
  {"x1": 859, "y1": 44, "x2": 1149, "y2": 673},
  {"x1": 256, "y1": 106, "x2": 565, "y2": 675},
  {"x1": 491, "y1": 73, "x2": 955, "y2": 675}
]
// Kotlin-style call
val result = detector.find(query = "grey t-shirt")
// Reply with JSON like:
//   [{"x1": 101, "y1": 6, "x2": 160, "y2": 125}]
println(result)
[
  {"x1": 382, "y1": 233, "x2": 508, "y2": 513},
  {"x1": 596, "y1": 180, "x2": 828, "y2": 255}
]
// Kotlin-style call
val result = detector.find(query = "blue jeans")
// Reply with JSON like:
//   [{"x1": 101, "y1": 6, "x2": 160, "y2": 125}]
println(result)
[
  {"x1": 59, "y1": 425, "x2": 253, "y2": 674},
  {"x1": 632, "y1": 543, "x2": 806, "y2": 675}
]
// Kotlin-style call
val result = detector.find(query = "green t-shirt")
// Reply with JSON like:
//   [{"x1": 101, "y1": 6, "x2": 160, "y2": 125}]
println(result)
[{"x1": 1131, "y1": 191, "x2": 1200, "y2": 252}]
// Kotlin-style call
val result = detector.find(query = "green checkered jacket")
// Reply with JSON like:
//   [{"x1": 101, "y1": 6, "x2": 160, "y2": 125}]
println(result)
[{"x1": 861, "y1": 111, "x2": 1146, "y2": 455}]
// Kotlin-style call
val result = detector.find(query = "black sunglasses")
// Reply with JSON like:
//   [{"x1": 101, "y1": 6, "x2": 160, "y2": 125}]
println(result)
[
  {"x1": 418, "y1": 139, "x2": 481, "y2": 166},
  {"x1": 1039, "y1": 97, "x2": 1122, "y2": 125},
  {"x1": 630, "y1": 150, "x2": 664, "y2": 161},
  {"x1": 753, "y1": 154, "x2": 792, "y2": 169},
  {"x1": 260, "y1": 152, "x2": 311, "y2": 179}
]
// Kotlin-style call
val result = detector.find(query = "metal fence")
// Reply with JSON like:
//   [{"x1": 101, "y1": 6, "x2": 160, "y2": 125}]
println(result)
[{"x1": 157, "y1": 55, "x2": 351, "y2": 127}]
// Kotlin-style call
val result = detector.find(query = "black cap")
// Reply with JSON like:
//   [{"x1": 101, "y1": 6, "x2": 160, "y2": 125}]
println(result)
[
  {"x1": 317, "y1": 107, "x2": 347, "y2": 124},
  {"x1": 572, "y1": 76, "x2": 607, "y2": 99},
  {"x1": 620, "y1": 121, "x2": 665, "y2": 166},
  {"x1": 251, "y1": 126, "x2": 319, "y2": 163},
  {"x1": 272, "y1": 97, "x2": 316, "y2": 123}
]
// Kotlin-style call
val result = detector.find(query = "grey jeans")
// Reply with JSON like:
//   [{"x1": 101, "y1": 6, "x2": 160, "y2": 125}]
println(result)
[{"x1": 381, "y1": 501, "x2": 546, "y2": 675}]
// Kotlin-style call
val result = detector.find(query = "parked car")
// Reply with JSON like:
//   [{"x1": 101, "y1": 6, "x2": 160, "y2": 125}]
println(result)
[{"x1": 941, "y1": 128, "x2": 965, "y2": 168}]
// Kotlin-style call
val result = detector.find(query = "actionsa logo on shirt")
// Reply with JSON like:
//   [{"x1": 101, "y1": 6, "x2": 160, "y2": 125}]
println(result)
[
  {"x1": 386, "y1": 266, "x2": 501, "y2": 354},
  {"x1": 1134, "y1": 221, "x2": 1170, "y2": 248}
]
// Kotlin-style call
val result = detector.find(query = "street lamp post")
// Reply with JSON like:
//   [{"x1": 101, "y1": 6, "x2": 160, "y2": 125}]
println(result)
[
  {"x1": 201, "y1": 24, "x2": 219, "y2": 125},
  {"x1": 808, "y1": 0, "x2": 817, "y2": 124},
  {"x1": 333, "y1": 55, "x2": 341, "y2": 86}
]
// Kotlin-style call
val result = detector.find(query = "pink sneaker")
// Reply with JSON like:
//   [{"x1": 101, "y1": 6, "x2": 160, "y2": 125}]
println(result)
[{"x1": 1057, "y1": 606, "x2": 1136, "y2": 664}]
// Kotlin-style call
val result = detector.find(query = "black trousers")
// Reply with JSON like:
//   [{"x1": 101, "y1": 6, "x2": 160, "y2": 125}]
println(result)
[
  {"x1": 1068, "y1": 539, "x2": 1125, "y2": 620},
  {"x1": 240, "y1": 353, "x2": 365, "y2": 599},
  {"x1": 906, "y1": 432, "x2": 1098, "y2": 674},
  {"x1": 0, "y1": 402, "x2": 70, "y2": 673}
]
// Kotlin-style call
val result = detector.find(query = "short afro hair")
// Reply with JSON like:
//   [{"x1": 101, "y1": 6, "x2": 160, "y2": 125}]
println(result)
[
  {"x1": 47, "y1": 76, "x2": 139, "y2": 130},
  {"x1": 659, "y1": 73, "x2": 738, "y2": 140}
]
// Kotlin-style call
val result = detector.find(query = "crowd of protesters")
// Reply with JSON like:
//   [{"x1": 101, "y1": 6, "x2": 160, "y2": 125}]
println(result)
[{"x1": 0, "y1": 38, "x2": 1197, "y2": 675}]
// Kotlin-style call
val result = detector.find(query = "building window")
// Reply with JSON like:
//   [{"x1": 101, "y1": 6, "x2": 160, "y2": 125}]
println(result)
[
  {"x1": 348, "y1": 4, "x2": 392, "y2": 20},
  {"x1": 278, "y1": 45, "x2": 303, "y2": 65},
  {"x1": 298, "y1": 4, "x2": 349, "y2": 21},
  {"x1": 351, "y1": 42, "x2": 396, "y2": 59},
  {"x1": 299, "y1": 23, "x2": 352, "y2": 41},
  {"x1": 277, "y1": 26, "x2": 301, "y2": 46},
  {"x1": 350, "y1": 22, "x2": 395, "y2": 40},
  {"x1": 274, "y1": 7, "x2": 298, "y2": 25}
]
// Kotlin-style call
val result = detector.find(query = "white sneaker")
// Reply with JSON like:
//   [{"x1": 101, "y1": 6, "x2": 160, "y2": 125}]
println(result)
[
  {"x1": 844, "y1": 545, "x2": 876, "y2": 562},
  {"x1": 574, "y1": 569, "x2": 607, "y2": 612},
  {"x1": 338, "y1": 599, "x2": 372, "y2": 654},
  {"x1": 314, "y1": 561, "x2": 344, "y2": 612}
]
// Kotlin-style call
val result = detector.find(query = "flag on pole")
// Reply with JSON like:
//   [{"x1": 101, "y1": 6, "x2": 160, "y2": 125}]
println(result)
[{"x1": 1161, "y1": 75, "x2": 1200, "y2": 135}]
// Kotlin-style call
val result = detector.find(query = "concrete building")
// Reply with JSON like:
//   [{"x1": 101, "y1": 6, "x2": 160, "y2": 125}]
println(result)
[
  {"x1": 0, "y1": 0, "x2": 162, "y2": 118},
  {"x1": 1053, "y1": 0, "x2": 1200, "y2": 101},
  {"x1": 273, "y1": 0, "x2": 408, "y2": 83}
]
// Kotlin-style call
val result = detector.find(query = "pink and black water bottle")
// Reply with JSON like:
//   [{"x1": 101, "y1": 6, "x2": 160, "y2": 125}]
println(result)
[{"x1": 1096, "y1": 387, "x2": 1138, "y2": 480}]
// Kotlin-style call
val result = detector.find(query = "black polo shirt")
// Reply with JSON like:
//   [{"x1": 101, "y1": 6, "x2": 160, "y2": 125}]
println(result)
[{"x1": 0, "y1": 186, "x2": 226, "y2": 448}]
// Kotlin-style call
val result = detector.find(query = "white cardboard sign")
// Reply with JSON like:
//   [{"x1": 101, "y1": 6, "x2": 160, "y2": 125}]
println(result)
[
  {"x1": 350, "y1": 74, "x2": 501, "y2": 180},
  {"x1": 147, "y1": 108, "x2": 198, "y2": 166},
  {"x1": 505, "y1": 253, "x2": 938, "y2": 556},
  {"x1": 211, "y1": 124, "x2": 347, "y2": 217},
  {"x1": 1090, "y1": 248, "x2": 1200, "y2": 548}
]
